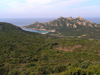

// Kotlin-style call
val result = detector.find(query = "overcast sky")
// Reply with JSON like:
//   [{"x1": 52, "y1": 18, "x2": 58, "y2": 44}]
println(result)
[{"x1": 0, "y1": 0, "x2": 100, "y2": 18}]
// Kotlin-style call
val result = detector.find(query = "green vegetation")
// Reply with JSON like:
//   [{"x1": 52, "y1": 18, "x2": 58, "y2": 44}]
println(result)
[{"x1": 1, "y1": 22, "x2": 100, "y2": 75}]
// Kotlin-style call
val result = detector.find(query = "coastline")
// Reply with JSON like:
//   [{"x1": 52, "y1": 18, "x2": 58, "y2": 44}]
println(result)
[
  {"x1": 41, "y1": 32, "x2": 49, "y2": 34},
  {"x1": 21, "y1": 26, "x2": 55, "y2": 34}
]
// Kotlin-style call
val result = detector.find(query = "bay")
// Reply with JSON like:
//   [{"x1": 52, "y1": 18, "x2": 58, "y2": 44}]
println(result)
[
  {"x1": 0, "y1": 18, "x2": 100, "y2": 34},
  {"x1": 0, "y1": 18, "x2": 56, "y2": 34}
]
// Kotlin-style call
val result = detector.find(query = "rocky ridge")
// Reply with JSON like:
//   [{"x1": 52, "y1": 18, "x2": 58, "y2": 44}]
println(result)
[{"x1": 22, "y1": 16, "x2": 100, "y2": 32}]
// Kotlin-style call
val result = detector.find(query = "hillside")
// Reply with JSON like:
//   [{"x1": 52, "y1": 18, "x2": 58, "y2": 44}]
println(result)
[
  {"x1": 22, "y1": 16, "x2": 100, "y2": 39},
  {"x1": 1, "y1": 22, "x2": 100, "y2": 75}
]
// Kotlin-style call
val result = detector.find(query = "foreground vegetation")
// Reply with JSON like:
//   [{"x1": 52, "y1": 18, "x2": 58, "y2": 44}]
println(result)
[{"x1": 1, "y1": 22, "x2": 100, "y2": 75}]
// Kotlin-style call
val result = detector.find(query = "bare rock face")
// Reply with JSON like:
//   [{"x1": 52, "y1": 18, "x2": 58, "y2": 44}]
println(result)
[
  {"x1": 78, "y1": 16, "x2": 84, "y2": 21},
  {"x1": 34, "y1": 21, "x2": 39, "y2": 24},
  {"x1": 73, "y1": 23, "x2": 77, "y2": 28},
  {"x1": 66, "y1": 23, "x2": 70, "y2": 27},
  {"x1": 59, "y1": 16, "x2": 63, "y2": 19},
  {"x1": 36, "y1": 24, "x2": 40, "y2": 28},
  {"x1": 88, "y1": 24, "x2": 93, "y2": 27},
  {"x1": 94, "y1": 24, "x2": 98, "y2": 27},
  {"x1": 70, "y1": 24, "x2": 72, "y2": 27},
  {"x1": 77, "y1": 21, "x2": 82, "y2": 25},
  {"x1": 82, "y1": 22, "x2": 87, "y2": 26},
  {"x1": 60, "y1": 24, "x2": 63, "y2": 26},
  {"x1": 62, "y1": 19, "x2": 65, "y2": 21},
  {"x1": 68, "y1": 16, "x2": 73, "y2": 20}
]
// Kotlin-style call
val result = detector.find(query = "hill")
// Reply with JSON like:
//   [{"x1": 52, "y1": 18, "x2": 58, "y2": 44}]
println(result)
[
  {"x1": 1, "y1": 22, "x2": 100, "y2": 74},
  {"x1": 22, "y1": 16, "x2": 100, "y2": 39}
]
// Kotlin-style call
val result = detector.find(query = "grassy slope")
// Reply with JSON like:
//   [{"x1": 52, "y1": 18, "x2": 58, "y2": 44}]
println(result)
[{"x1": 1, "y1": 22, "x2": 100, "y2": 75}]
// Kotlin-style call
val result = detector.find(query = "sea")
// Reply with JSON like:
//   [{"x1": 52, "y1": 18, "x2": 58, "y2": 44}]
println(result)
[{"x1": 0, "y1": 18, "x2": 100, "y2": 34}]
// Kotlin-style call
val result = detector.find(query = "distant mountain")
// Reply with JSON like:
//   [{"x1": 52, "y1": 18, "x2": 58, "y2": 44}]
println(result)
[
  {"x1": 22, "y1": 16, "x2": 100, "y2": 30},
  {"x1": 22, "y1": 16, "x2": 100, "y2": 39}
]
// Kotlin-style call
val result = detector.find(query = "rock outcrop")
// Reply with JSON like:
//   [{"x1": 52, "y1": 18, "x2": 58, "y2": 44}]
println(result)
[
  {"x1": 68, "y1": 16, "x2": 73, "y2": 20},
  {"x1": 22, "y1": 16, "x2": 100, "y2": 32},
  {"x1": 78, "y1": 16, "x2": 84, "y2": 21}
]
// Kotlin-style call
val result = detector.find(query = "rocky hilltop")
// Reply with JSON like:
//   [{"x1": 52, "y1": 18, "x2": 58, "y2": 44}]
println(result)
[
  {"x1": 22, "y1": 16, "x2": 100, "y2": 38},
  {"x1": 22, "y1": 16, "x2": 99, "y2": 31}
]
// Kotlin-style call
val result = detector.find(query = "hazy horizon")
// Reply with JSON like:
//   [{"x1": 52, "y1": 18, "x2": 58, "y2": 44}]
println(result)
[
  {"x1": 0, "y1": 18, "x2": 100, "y2": 27},
  {"x1": 0, "y1": 17, "x2": 100, "y2": 19}
]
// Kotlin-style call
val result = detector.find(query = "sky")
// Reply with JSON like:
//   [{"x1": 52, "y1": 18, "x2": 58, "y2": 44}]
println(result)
[{"x1": 0, "y1": 0, "x2": 100, "y2": 18}]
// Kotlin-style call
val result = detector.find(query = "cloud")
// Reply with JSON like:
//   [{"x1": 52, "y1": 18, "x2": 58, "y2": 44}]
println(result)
[
  {"x1": 25, "y1": 0, "x2": 51, "y2": 4},
  {"x1": 4, "y1": 0, "x2": 86, "y2": 14},
  {"x1": 0, "y1": 0, "x2": 100, "y2": 18},
  {"x1": 1, "y1": 0, "x2": 86, "y2": 10},
  {"x1": 67, "y1": 5, "x2": 100, "y2": 17},
  {"x1": 50, "y1": 0, "x2": 86, "y2": 7},
  {"x1": 72, "y1": 5, "x2": 100, "y2": 12}
]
